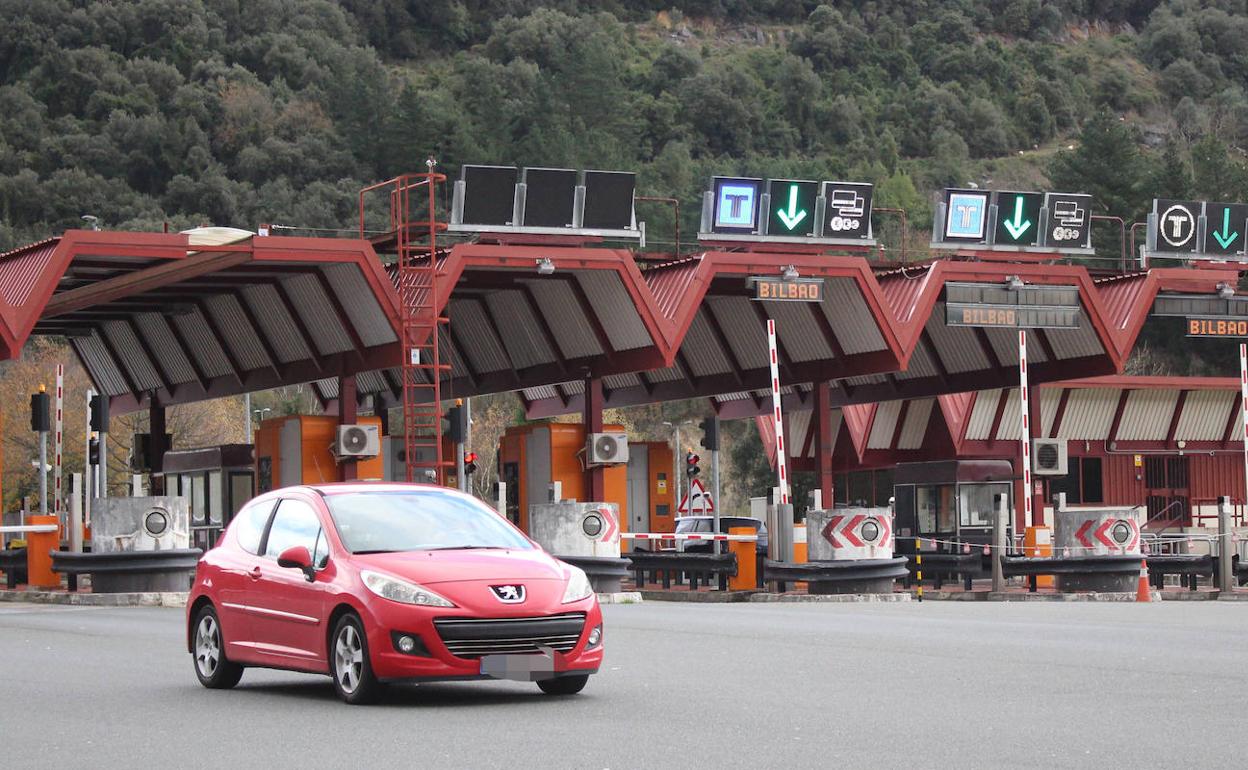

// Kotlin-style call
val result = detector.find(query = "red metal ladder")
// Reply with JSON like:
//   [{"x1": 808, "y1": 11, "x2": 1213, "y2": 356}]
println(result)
[{"x1": 359, "y1": 165, "x2": 452, "y2": 484}]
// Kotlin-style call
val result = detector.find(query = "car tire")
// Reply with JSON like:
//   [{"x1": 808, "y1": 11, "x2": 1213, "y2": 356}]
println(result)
[
  {"x1": 331, "y1": 613, "x2": 384, "y2": 705},
  {"x1": 536, "y1": 674, "x2": 589, "y2": 696},
  {"x1": 192, "y1": 605, "x2": 244, "y2": 689}
]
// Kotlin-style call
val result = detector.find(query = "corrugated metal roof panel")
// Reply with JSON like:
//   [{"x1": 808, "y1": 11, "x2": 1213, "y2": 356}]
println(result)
[
  {"x1": 966, "y1": 388, "x2": 1002, "y2": 441},
  {"x1": 240, "y1": 284, "x2": 311, "y2": 364},
  {"x1": 985, "y1": 326, "x2": 1047, "y2": 365},
  {"x1": 1044, "y1": 321, "x2": 1103, "y2": 360},
  {"x1": 101, "y1": 320, "x2": 164, "y2": 392},
  {"x1": 321, "y1": 263, "x2": 397, "y2": 347},
  {"x1": 762, "y1": 299, "x2": 832, "y2": 363},
  {"x1": 1117, "y1": 389, "x2": 1179, "y2": 441},
  {"x1": 448, "y1": 298, "x2": 510, "y2": 373},
  {"x1": 523, "y1": 384, "x2": 559, "y2": 401},
  {"x1": 1038, "y1": 387, "x2": 1062, "y2": 436},
  {"x1": 926, "y1": 304, "x2": 989, "y2": 373},
  {"x1": 1174, "y1": 390, "x2": 1234, "y2": 441},
  {"x1": 1095, "y1": 274, "x2": 1150, "y2": 333},
  {"x1": 868, "y1": 400, "x2": 902, "y2": 449},
  {"x1": 173, "y1": 308, "x2": 233, "y2": 379},
  {"x1": 575, "y1": 271, "x2": 651, "y2": 351},
  {"x1": 484, "y1": 290, "x2": 553, "y2": 370},
  {"x1": 281, "y1": 274, "x2": 353, "y2": 355},
  {"x1": 643, "y1": 258, "x2": 702, "y2": 322},
  {"x1": 707, "y1": 296, "x2": 769, "y2": 370},
  {"x1": 134, "y1": 312, "x2": 197, "y2": 386},
  {"x1": 876, "y1": 265, "x2": 933, "y2": 325},
  {"x1": 204, "y1": 294, "x2": 268, "y2": 372},
  {"x1": 647, "y1": 365, "x2": 684, "y2": 383},
  {"x1": 821, "y1": 277, "x2": 886, "y2": 354},
  {"x1": 524, "y1": 278, "x2": 601, "y2": 359},
  {"x1": 562, "y1": 380, "x2": 585, "y2": 395},
  {"x1": 995, "y1": 388, "x2": 1023, "y2": 441},
  {"x1": 789, "y1": 407, "x2": 812, "y2": 458},
  {"x1": 1056, "y1": 388, "x2": 1119, "y2": 440},
  {"x1": 315, "y1": 377, "x2": 339, "y2": 399},
  {"x1": 843, "y1": 373, "x2": 887, "y2": 386},
  {"x1": 73, "y1": 332, "x2": 129, "y2": 396},
  {"x1": 681, "y1": 309, "x2": 732, "y2": 377},
  {"x1": 604, "y1": 373, "x2": 639, "y2": 390},
  {"x1": 897, "y1": 398, "x2": 934, "y2": 449},
  {"x1": 896, "y1": 339, "x2": 938, "y2": 380},
  {"x1": 0, "y1": 238, "x2": 58, "y2": 306}
]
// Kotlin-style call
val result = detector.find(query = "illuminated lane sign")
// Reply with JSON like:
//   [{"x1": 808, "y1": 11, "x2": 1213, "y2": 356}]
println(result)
[
  {"x1": 945, "y1": 282, "x2": 1081, "y2": 329},
  {"x1": 766, "y1": 179, "x2": 818, "y2": 237},
  {"x1": 1152, "y1": 199, "x2": 1202, "y2": 255},
  {"x1": 751, "y1": 277, "x2": 825, "y2": 302},
  {"x1": 822, "y1": 181, "x2": 873, "y2": 239},
  {"x1": 943, "y1": 189, "x2": 989, "y2": 241},
  {"x1": 993, "y1": 191, "x2": 1044, "y2": 247},
  {"x1": 1044, "y1": 192, "x2": 1092, "y2": 249},
  {"x1": 712, "y1": 177, "x2": 762, "y2": 233},
  {"x1": 1205, "y1": 202, "x2": 1248, "y2": 256},
  {"x1": 1187, "y1": 317, "x2": 1248, "y2": 337}
]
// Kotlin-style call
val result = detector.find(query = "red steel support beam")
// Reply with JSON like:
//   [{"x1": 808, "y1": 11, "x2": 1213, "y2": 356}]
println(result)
[
  {"x1": 1049, "y1": 388, "x2": 1071, "y2": 439},
  {"x1": 584, "y1": 377, "x2": 605, "y2": 502},
  {"x1": 1107, "y1": 390, "x2": 1132, "y2": 445}
]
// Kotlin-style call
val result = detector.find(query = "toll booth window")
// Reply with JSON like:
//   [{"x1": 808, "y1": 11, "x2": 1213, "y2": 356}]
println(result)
[
  {"x1": 1049, "y1": 458, "x2": 1103, "y2": 505},
  {"x1": 229, "y1": 472, "x2": 253, "y2": 521},
  {"x1": 234, "y1": 500, "x2": 274, "y2": 555},
  {"x1": 209, "y1": 470, "x2": 223, "y2": 525},
  {"x1": 958, "y1": 483, "x2": 1009, "y2": 528},
  {"x1": 873, "y1": 470, "x2": 893, "y2": 508},
  {"x1": 834, "y1": 474, "x2": 849, "y2": 505},
  {"x1": 916, "y1": 485, "x2": 955, "y2": 534}
]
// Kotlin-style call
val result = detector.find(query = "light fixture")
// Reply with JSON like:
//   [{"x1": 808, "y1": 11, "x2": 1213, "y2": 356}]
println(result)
[
  {"x1": 81, "y1": 214, "x2": 100, "y2": 231},
  {"x1": 1217, "y1": 282, "x2": 1235, "y2": 299},
  {"x1": 536, "y1": 257, "x2": 555, "y2": 275},
  {"x1": 782, "y1": 264, "x2": 799, "y2": 280},
  {"x1": 1177, "y1": 440, "x2": 1187, "y2": 449},
  {"x1": 1005, "y1": 275, "x2": 1025, "y2": 291}
]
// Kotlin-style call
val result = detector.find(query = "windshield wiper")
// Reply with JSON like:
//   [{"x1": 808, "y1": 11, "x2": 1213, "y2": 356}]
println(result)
[
  {"x1": 352, "y1": 549, "x2": 396, "y2": 555},
  {"x1": 425, "y1": 545, "x2": 506, "y2": 551}
]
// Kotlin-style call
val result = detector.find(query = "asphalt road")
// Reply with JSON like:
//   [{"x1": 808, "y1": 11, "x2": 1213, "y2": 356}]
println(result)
[{"x1": 2, "y1": 600, "x2": 1246, "y2": 769}]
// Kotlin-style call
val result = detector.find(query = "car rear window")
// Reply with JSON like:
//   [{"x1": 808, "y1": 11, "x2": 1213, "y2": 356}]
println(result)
[{"x1": 232, "y1": 500, "x2": 274, "y2": 555}]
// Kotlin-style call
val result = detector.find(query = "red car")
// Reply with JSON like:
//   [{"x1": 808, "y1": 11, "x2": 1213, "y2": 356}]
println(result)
[{"x1": 186, "y1": 483, "x2": 603, "y2": 704}]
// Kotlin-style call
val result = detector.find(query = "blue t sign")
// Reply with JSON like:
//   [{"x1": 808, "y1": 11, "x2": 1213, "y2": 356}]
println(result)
[
  {"x1": 943, "y1": 189, "x2": 989, "y2": 242},
  {"x1": 712, "y1": 177, "x2": 762, "y2": 233}
]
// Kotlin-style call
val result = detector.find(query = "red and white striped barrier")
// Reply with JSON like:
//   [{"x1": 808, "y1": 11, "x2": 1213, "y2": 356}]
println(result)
[{"x1": 622, "y1": 532, "x2": 758, "y2": 542}]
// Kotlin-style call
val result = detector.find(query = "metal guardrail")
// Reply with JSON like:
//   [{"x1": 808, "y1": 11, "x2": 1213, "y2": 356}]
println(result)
[
  {"x1": 627, "y1": 551, "x2": 737, "y2": 591},
  {"x1": 763, "y1": 558, "x2": 909, "y2": 593},
  {"x1": 50, "y1": 549, "x2": 203, "y2": 576},
  {"x1": 1000, "y1": 554, "x2": 1141, "y2": 592},
  {"x1": 904, "y1": 553, "x2": 981, "y2": 591},
  {"x1": 555, "y1": 555, "x2": 632, "y2": 585},
  {"x1": 1146, "y1": 554, "x2": 1212, "y2": 591},
  {"x1": 0, "y1": 548, "x2": 26, "y2": 589}
]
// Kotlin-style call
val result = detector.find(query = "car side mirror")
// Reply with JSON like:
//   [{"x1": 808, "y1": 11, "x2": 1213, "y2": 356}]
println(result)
[{"x1": 277, "y1": 546, "x2": 315, "y2": 581}]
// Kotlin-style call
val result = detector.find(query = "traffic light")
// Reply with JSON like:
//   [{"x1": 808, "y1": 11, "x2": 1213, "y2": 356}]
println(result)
[
  {"x1": 90, "y1": 393, "x2": 109, "y2": 433},
  {"x1": 464, "y1": 451, "x2": 478, "y2": 475},
  {"x1": 447, "y1": 404, "x2": 465, "y2": 444},
  {"x1": 685, "y1": 451, "x2": 700, "y2": 478},
  {"x1": 30, "y1": 388, "x2": 49, "y2": 433},
  {"x1": 88, "y1": 434, "x2": 100, "y2": 465},
  {"x1": 699, "y1": 417, "x2": 719, "y2": 451}
]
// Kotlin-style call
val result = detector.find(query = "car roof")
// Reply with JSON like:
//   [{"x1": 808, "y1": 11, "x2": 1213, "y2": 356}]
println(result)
[{"x1": 284, "y1": 482, "x2": 464, "y2": 496}]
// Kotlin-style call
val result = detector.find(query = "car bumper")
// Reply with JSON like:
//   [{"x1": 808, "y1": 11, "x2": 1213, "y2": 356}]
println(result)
[{"x1": 361, "y1": 597, "x2": 604, "y2": 682}]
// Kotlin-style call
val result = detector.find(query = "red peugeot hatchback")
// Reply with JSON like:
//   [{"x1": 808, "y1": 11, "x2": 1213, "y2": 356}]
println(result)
[{"x1": 186, "y1": 483, "x2": 603, "y2": 704}]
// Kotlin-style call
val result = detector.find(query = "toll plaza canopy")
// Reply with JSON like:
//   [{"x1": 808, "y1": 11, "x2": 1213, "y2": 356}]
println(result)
[{"x1": 1, "y1": 230, "x2": 1243, "y2": 423}]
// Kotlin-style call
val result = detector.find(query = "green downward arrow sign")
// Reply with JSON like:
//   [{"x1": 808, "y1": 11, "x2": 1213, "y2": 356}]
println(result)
[
  {"x1": 775, "y1": 185, "x2": 808, "y2": 230},
  {"x1": 1002, "y1": 195, "x2": 1032, "y2": 240},
  {"x1": 1213, "y1": 207, "x2": 1240, "y2": 250}
]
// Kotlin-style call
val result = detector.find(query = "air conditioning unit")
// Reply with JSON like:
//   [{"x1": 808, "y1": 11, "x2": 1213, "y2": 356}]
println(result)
[
  {"x1": 586, "y1": 432, "x2": 629, "y2": 465},
  {"x1": 1032, "y1": 439, "x2": 1068, "y2": 476},
  {"x1": 335, "y1": 424, "x2": 380, "y2": 460}
]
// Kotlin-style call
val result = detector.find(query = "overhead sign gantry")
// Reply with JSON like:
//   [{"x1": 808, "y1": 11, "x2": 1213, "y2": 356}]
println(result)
[
  {"x1": 698, "y1": 176, "x2": 875, "y2": 246},
  {"x1": 932, "y1": 188, "x2": 1093, "y2": 253},
  {"x1": 1146, "y1": 198, "x2": 1248, "y2": 260}
]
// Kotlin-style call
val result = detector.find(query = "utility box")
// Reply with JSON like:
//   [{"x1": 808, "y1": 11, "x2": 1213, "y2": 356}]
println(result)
[{"x1": 255, "y1": 415, "x2": 384, "y2": 492}]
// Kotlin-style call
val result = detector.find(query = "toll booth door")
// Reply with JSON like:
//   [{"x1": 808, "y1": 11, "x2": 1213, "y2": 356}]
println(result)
[
  {"x1": 625, "y1": 445, "x2": 650, "y2": 548},
  {"x1": 1144, "y1": 456, "x2": 1190, "y2": 526}
]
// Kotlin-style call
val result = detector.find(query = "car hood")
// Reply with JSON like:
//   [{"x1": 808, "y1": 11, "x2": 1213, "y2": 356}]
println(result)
[{"x1": 351, "y1": 548, "x2": 570, "y2": 585}]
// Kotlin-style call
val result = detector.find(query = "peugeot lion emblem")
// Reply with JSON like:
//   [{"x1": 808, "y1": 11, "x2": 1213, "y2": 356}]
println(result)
[{"x1": 491, "y1": 585, "x2": 526, "y2": 603}]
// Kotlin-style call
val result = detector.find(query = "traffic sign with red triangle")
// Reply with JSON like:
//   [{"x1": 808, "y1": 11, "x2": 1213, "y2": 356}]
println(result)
[{"x1": 676, "y1": 477, "x2": 715, "y2": 514}]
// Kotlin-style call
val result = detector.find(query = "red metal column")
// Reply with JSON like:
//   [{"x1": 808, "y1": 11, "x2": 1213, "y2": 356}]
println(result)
[
  {"x1": 815, "y1": 381, "x2": 833, "y2": 507},
  {"x1": 1029, "y1": 386, "x2": 1044, "y2": 526},
  {"x1": 584, "y1": 377, "x2": 605, "y2": 502},
  {"x1": 340, "y1": 373, "x2": 358, "y2": 482},
  {"x1": 150, "y1": 401, "x2": 167, "y2": 495}
]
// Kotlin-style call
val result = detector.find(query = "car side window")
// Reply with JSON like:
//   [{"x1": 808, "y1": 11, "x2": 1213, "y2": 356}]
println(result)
[
  {"x1": 264, "y1": 498, "x2": 323, "y2": 561},
  {"x1": 312, "y1": 529, "x2": 330, "y2": 570},
  {"x1": 233, "y1": 500, "x2": 275, "y2": 555}
]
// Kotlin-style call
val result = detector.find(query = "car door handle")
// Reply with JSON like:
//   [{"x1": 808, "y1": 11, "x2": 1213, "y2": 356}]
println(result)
[{"x1": 249, "y1": 566, "x2": 262, "y2": 581}]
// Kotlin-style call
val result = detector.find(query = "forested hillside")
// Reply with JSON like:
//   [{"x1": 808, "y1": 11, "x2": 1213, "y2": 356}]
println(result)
[{"x1": 4, "y1": 0, "x2": 1248, "y2": 506}]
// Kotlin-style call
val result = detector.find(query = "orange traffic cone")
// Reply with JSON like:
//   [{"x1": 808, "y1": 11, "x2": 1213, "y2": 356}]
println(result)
[{"x1": 1136, "y1": 559, "x2": 1151, "y2": 603}]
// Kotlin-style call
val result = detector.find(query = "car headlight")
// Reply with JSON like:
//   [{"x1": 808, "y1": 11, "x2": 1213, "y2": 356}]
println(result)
[
  {"x1": 561, "y1": 566, "x2": 594, "y2": 604},
  {"x1": 361, "y1": 570, "x2": 455, "y2": 607}
]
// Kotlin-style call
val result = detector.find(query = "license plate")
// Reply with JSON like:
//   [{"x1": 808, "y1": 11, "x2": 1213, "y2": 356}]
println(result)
[{"x1": 479, "y1": 649, "x2": 559, "y2": 682}]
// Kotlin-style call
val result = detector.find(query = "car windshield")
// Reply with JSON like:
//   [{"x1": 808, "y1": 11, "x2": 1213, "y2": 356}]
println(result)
[
  {"x1": 675, "y1": 518, "x2": 712, "y2": 533},
  {"x1": 324, "y1": 490, "x2": 534, "y2": 553}
]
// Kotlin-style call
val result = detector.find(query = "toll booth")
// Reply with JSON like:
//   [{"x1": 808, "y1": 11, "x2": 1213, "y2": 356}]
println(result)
[
  {"x1": 162, "y1": 445, "x2": 256, "y2": 550},
  {"x1": 892, "y1": 460, "x2": 1014, "y2": 554},
  {"x1": 255, "y1": 415, "x2": 385, "y2": 491},
  {"x1": 624, "y1": 441, "x2": 676, "y2": 540}
]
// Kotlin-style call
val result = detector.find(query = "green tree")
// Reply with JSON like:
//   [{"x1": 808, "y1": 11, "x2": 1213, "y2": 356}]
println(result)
[{"x1": 1048, "y1": 110, "x2": 1146, "y2": 219}]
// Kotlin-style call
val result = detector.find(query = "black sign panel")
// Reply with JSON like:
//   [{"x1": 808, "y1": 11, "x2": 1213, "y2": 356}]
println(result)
[
  {"x1": 522, "y1": 168, "x2": 577, "y2": 228},
  {"x1": 1153, "y1": 199, "x2": 1202, "y2": 254},
  {"x1": 1204, "y1": 201, "x2": 1248, "y2": 256},
  {"x1": 822, "y1": 181, "x2": 873, "y2": 239},
  {"x1": 993, "y1": 191, "x2": 1044, "y2": 247},
  {"x1": 582, "y1": 170, "x2": 636, "y2": 230},
  {"x1": 945, "y1": 282, "x2": 1081, "y2": 329},
  {"x1": 751, "y1": 277, "x2": 825, "y2": 302},
  {"x1": 1043, "y1": 192, "x2": 1092, "y2": 250},
  {"x1": 460, "y1": 165, "x2": 518, "y2": 226},
  {"x1": 766, "y1": 179, "x2": 819, "y2": 237}
]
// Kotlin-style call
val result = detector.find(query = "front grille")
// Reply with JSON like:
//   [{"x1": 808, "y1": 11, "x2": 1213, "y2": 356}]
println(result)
[{"x1": 433, "y1": 613, "x2": 586, "y2": 659}]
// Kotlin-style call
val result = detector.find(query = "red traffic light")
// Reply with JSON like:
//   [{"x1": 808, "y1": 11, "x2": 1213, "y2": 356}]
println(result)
[
  {"x1": 685, "y1": 452, "x2": 700, "y2": 466},
  {"x1": 464, "y1": 452, "x2": 479, "y2": 463}
]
